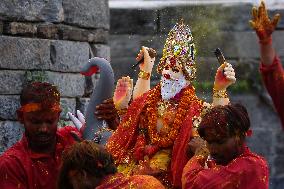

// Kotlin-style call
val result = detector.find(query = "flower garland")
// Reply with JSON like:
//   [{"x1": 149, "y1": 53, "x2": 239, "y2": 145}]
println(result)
[{"x1": 146, "y1": 83, "x2": 201, "y2": 148}]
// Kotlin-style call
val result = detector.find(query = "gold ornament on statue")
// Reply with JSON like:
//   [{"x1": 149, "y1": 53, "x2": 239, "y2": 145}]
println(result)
[{"x1": 157, "y1": 19, "x2": 197, "y2": 81}]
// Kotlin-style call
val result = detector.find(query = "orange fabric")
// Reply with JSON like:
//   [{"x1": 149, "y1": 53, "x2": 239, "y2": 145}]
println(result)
[
  {"x1": 18, "y1": 102, "x2": 61, "y2": 113},
  {"x1": 182, "y1": 147, "x2": 269, "y2": 189},
  {"x1": 96, "y1": 173, "x2": 165, "y2": 189}
]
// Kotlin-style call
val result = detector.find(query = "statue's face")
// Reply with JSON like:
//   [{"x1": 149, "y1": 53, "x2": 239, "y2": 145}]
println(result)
[
  {"x1": 161, "y1": 57, "x2": 184, "y2": 80},
  {"x1": 160, "y1": 57, "x2": 188, "y2": 100}
]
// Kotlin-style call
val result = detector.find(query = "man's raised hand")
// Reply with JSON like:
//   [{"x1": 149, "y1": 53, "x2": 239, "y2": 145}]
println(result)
[
  {"x1": 249, "y1": 1, "x2": 280, "y2": 43},
  {"x1": 214, "y1": 63, "x2": 236, "y2": 91}
]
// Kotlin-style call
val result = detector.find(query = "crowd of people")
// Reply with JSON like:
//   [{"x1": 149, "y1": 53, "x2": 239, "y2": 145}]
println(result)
[{"x1": 0, "y1": 1, "x2": 283, "y2": 189}]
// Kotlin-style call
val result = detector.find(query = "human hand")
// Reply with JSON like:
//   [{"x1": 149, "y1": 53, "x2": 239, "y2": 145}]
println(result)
[
  {"x1": 187, "y1": 137, "x2": 207, "y2": 156},
  {"x1": 95, "y1": 98, "x2": 117, "y2": 119},
  {"x1": 68, "y1": 110, "x2": 85, "y2": 132},
  {"x1": 113, "y1": 76, "x2": 133, "y2": 110},
  {"x1": 214, "y1": 62, "x2": 236, "y2": 91},
  {"x1": 133, "y1": 157, "x2": 161, "y2": 176},
  {"x1": 136, "y1": 46, "x2": 156, "y2": 73},
  {"x1": 249, "y1": 1, "x2": 280, "y2": 43},
  {"x1": 95, "y1": 98, "x2": 119, "y2": 130}
]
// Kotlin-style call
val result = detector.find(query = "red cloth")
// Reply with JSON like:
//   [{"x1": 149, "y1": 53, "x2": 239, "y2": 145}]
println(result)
[
  {"x1": 260, "y1": 55, "x2": 284, "y2": 129},
  {"x1": 0, "y1": 126, "x2": 80, "y2": 189},
  {"x1": 96, "y1": 173, "x2": 165, "y2": 189},
  {"x1": 182, "y1": 147, "x2": 269, "y2": 189},
  {"x1": 106, "y1": 85, "x2": 202, "y2": 188}
]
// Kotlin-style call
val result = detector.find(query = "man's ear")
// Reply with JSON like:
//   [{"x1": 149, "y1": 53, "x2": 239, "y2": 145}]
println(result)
[
  {"x1": 17, "y1": 109, "x2": 24, "y2": 123},
  {"x1": 57, "y1": 110, "x2": 62, "y2": 119},
  {"x1": 234, "y1": 135, "x2": 244, "y2": 147},
  {"x1": 69, "y1": 169, "x2": 85, "y2": 180},
  {"x1": 82, "y1": 170, "x2": 88, "y2": 179}
]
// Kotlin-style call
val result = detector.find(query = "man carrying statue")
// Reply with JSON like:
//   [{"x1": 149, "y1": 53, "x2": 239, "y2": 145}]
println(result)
[{"x1": 106, "y1": 19, "x2": 236, "y2": 188}]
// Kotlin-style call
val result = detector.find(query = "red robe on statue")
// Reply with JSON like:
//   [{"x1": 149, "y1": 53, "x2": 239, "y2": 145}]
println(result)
[
  {"x1": 182, "y1": 146, "x2": 269, "y2": 189},
  {"x1": 106, "y1": 84, "x2": 203, "y2": 188}
]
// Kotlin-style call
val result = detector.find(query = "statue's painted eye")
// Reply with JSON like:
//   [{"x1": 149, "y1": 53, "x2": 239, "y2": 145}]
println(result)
[
  {"x1": 190, "y1": 45, "x2": 195, "y2": 60},
  {"x1": 172, "y1": 66, "x2": 180, "y2": 73},
  {"x1": 164, "y1": 65, "x2": 170, "y2": 70}
]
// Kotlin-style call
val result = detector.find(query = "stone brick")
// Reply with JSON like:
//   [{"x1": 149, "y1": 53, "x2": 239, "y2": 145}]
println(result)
[
  {"x1": 231, "y1": 94, "x2": 281, "y2": 131},
  {"x1": 202, "y1": 31, "x2": 259, "y2": 59},
  {"x1": 0, "y1": 20, "x2": 3, "y2": 34},
  {"x1": 275, "y1": 130, "x2": 284, "y2": 156},
  {"x1": 272, "y1": 31, "x2": 284, "y2": 57},
  {"x1": 110, "y1": 35, "x2": 141, "y2": 58},
  {"x1": 49, "y1": 40, "x2": 90, "y2": 72},
  {"x1": 158, "y1": 4, "x2": 252, "y2": 33},
  {"x1": 270, "y1": 177, "x2": 284, "y2": 189},
  {"x1": 195, "y1": 57, "x2": 222, "y2": 82},
  {"x1": 218, "y1": 31, "x2": 284, "y2": 59},
  {"x1": 0, "y1": 121, "x2": 24, "y2": 154},
  {"x1": 212, "y1": 32, "x2": 239, "y2": 59},
  {"x1": 0, "y1": 95, "x2": 76, "y2": 121},
  {"x1": 76, "y1": 98, "x2": 90, "y2": 115},
  {"x1": 46, "y1": 72, "x2": 85, "y2": 97},
  {"x1": 110, "y1": 9, "x2": 158, "y2": 34},
  {"x1": 0, "y1": 70, "x2": 85, "y2": 97},
  {"x1": 86, "y1": 29, "x2": 108, "y2": 43},
  {"x1": 156, "y1": 5, "x2": 258, "y2": 58},
  {"x1": 158, "y1": 5, "x2": 225, "y2": 33},
  {"x1": 234, "y1": 32, "x2": 259, "y2": 58},
  {"x1": 233, "y1": 58, "x2": 259, "y2": 80},
  {"x1": 58, "y1": 25, "x2": 108, "y2": 43},
  {"x1": 3, "y1": 22, "x2": 37, "y2": 37},
  {"x1": 37, "y1": 23, "x2": 59, "y2": 39},
  {"x1": 140, "y1": 35, "x2": 166, "y2": 56},
  {"x1": 0, "y1": 0, "x2": 63, "y2": 22},
  {"x1": 63, "y1": 0, "x2": 109, "y2": 29},
  {"x1": 0, "y1": 95, "x2": 20, "y2": 120},
  {"x1": 269, "y1": 9, "x2": 284, "y2": 29},
  {"x1": 0, "y1": 36, "x2": 51, "y2": 70},
  {"x1": 60, "y1": 98, "x2": 76, "y2": 120},
  {"x1": 111, "y1": 57, "x2": 138, "y2": 80},
  {"x1": 247, "y1": 129, "x2": 273, "y2": 159},
  {"x1": 0, "y1": 70, "x2": 25, "y2": 94},
  {"x1": 219, "y1": 4, "x2": 252, "y2": 31},
  {"x1": 274, "y1": 155, "x2": 284, "y2": 176},
  {"x1": 90, "y1": 44, "x2": 110, "y2": 61}
]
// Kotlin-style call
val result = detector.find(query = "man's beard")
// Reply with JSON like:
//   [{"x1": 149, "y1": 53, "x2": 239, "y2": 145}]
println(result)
[{"x1": 161, "y1": 75, "x2": 188, "y2": 100}]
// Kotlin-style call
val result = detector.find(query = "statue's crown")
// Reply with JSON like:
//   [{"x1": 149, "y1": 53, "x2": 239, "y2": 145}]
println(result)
[{"x1": 157, "y1": 19, "x2": 196, "y2": 81}]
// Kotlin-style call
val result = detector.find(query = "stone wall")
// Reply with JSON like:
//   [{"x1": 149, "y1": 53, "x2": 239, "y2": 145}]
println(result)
[
  {"x1": 109, "y1": 3, "x2": 284, "y2": 188},
  {"x1": 0, "y1": 0, "x2": 110, "y2": 152}
]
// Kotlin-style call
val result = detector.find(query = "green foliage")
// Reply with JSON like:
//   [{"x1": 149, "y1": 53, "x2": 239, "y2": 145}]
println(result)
[
  {"x1": 24, "y1": 70, "x2": 48, "y2": 83},
  {"x1": 193, "y1": 79, "x2": 251, "y2": 94},
  {"x1": 58, "y1": 119, "x2": 70, "y2": 128},
  {"x1": 229, "y1": 80, "x2": 250, "y2": 93}
]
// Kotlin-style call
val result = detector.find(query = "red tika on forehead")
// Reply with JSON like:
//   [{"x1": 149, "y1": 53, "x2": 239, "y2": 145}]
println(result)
[{"x1": 19, "y1": 102, "x2": 61, "y2": 113}]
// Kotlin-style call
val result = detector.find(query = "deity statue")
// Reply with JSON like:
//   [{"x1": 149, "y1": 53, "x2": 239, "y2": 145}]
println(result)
[{"x1": 106, "y1": 19, "x2": 236, "y2": 188}]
